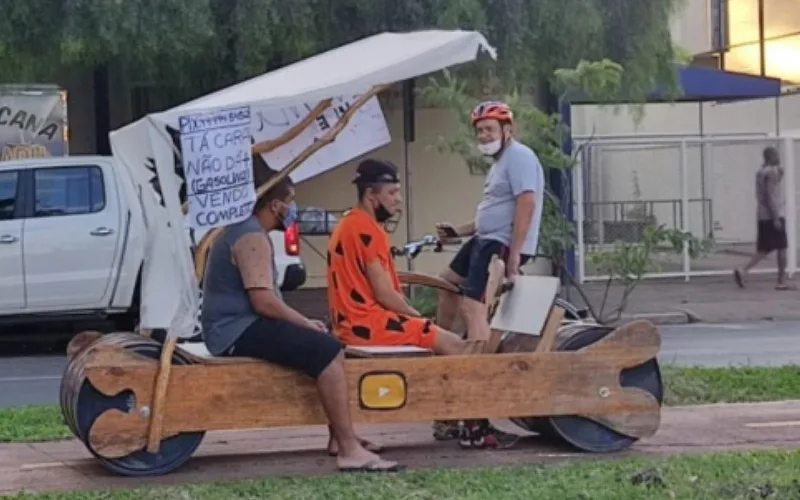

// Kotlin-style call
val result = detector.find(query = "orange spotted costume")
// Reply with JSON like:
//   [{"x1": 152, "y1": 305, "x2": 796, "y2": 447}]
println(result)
[{"x1": 326, "y1": 207, "x2": 438, "y2": 349}]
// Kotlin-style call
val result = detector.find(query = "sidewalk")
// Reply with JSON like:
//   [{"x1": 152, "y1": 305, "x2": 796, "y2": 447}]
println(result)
[
  {"x1": 3, "y1": 402, "x2": 800, "y2": 496},
  {"x1": 571, "y1": 273, "x2": 800, "y2": 325},
  {"x1": 286, "y1": 273, "x2": 800, "y2": 327}
]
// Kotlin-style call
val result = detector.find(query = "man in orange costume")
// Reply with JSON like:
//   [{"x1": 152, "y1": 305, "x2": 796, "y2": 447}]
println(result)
[
  {"x1": 326, "y1": 159, "x2": 466, "y2": 354},
  {"x1": 325, "y1": 158, "x2": 520, "y2": 449}
]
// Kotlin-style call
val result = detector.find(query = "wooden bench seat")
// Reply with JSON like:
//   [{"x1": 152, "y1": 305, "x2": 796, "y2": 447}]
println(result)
[
  {"x1": 158, "y1": 273, "x2": 561, "y2": 365},
  {"x1": 175, "y1": 341, "x2": 433, "y2": 364},
  {"x1": 342, "y1": 345, "x2": 434, "y2": 358}
]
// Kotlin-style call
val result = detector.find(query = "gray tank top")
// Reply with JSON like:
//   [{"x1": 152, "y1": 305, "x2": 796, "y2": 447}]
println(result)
[{"x1": 200, "y1": 215, "x2": 281, "y2": 355}]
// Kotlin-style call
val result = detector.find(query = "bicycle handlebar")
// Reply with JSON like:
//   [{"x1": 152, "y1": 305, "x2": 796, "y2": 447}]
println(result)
[{"x1": 390, "y1": 234, "x2": 462, "y2": 260}]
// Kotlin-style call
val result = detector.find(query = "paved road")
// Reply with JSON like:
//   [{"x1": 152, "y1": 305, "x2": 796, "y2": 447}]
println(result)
[
  {"x1": 1, "y1": 320, "x2": 799, "y2": 409},
  {"x1": 658, "y1": 320, "x2": 800, "y2": 368}
]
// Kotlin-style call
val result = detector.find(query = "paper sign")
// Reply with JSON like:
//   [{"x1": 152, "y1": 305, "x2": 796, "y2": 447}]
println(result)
[{"x1": 178, "y1": 106, "x2": 256, "y2": 230}]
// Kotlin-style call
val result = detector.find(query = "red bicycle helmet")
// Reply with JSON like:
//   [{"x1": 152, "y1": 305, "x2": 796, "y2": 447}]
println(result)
[{"x1": 470, "y1": 100, "x2": 513, "y2": 126}]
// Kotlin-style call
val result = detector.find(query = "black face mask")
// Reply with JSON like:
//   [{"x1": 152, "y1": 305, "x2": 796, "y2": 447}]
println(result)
[{"x1": 374, "y1": 203, "x2": 393, "y2": 223}]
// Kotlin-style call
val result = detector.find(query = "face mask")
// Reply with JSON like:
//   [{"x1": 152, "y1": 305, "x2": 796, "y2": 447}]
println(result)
[
  {"x1": 477, "y1": 139, "x2": 503, "y2": 157},
  {"x1": 277, "y1": 201, "x2": 298, "y2": 230},
  {"x1": 374, "y1": 202, "x2": 393, "y2": 223}
]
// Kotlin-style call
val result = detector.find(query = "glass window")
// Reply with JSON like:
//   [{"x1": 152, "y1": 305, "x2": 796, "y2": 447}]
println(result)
[
  {"x1": 764, "y1": 0, "x2": 800, "y2": 39},
  {"x1": 34, "y1": 166, "x2": 105, "y2": 217},
  {"x1": 724, "y1": 41, "x2": 763, "y2": 75},
  {"x1": 0, "y1": 171, "x2": 18, "y2": 221},
  {"x1": 765, "y1": 33, "x2": 800, "y2": 83},
  {"x1": 727, "y1": 0, "x2": 761, "y2": 46}
]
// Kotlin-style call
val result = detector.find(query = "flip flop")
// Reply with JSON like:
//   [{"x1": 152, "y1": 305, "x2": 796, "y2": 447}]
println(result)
[
  {"x1": 328, "y1": 440, "x2": 384, "y2": 456},
  {"x1": 775, "y1": 283, "x2": 796, "y2": 290},
  {"x1": 339, "y1": 459, "x2": 406, "y2": 474}
]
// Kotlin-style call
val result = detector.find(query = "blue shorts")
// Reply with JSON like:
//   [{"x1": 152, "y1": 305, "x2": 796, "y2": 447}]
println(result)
[{"x1": 448, "y1": 236, "x2": 533, "y2": 301}]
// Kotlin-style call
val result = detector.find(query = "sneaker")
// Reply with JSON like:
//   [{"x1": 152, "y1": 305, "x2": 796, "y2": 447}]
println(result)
[
  {"x1": 432, "y1": 420, "x2": 462, "y2": 441},
  {"x1": 458, "y1": 420, "x2": 519, "y2": 449}
]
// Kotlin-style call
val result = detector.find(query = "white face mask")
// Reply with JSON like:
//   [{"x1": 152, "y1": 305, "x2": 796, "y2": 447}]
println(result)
[{"x1": 477, "y1": 139, "x2": 502, "y2": 156}]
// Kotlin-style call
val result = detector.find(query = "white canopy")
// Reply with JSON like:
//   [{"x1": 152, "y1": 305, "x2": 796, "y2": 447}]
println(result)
[
  {"x1": 166, "y1": 30, "x2": 496, "y2": 117},
  {"x1": 109, "y1": 29, "x2": 497, "y2": 336}
]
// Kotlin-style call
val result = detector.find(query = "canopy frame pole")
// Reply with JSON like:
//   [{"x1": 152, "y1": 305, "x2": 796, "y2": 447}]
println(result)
[{"x1": 146, "y1": 336, "x2": 177, "y2": 452}]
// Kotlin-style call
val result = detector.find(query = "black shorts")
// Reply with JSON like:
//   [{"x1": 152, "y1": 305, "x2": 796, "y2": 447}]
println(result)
[
  {"x1": 757, "y1": 218, "x2": 788, "y2": 253},
  {"x1": 449, "y1": 236, "x2": 533, "y2": 301},
  {"x1": 223, "y1": 317, "x2": 343, "y2": 379}
]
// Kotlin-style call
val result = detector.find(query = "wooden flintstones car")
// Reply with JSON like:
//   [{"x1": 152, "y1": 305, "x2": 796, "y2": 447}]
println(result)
[{"x1": 59, "y1": 30, "x2": 663, "y2": 478}]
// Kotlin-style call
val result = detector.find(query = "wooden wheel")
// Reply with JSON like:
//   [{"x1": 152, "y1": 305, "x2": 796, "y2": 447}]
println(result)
[
  {"x1": 501, "y1": 324, "x2": 664, "y2": 453},
  {"x1": 60, "y1": 332, "x2": 205, "y2": 476}
]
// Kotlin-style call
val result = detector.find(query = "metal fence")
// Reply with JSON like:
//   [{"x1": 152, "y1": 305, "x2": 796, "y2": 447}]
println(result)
[{"x1": 571, "y1": 134, "x2": 799, "y2": 282}]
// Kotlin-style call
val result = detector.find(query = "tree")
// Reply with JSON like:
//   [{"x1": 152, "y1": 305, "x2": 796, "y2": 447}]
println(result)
[
  {"x1": 0, "y1": 0, "x2": 686, "y2": 103},
  {"x1": 418, "y1": 58, "x2": 712, "y2": 325}
]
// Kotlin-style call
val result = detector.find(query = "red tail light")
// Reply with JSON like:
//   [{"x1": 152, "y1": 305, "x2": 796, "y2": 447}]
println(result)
[{"x1": 284, "y1": 222, "x2": 300, "y2": 256}]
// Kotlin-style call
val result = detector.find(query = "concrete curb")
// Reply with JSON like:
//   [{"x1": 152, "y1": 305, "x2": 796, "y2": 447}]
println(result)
[
  {"x1": 621, "y1": 311, "x2": 692, "y2": 325},
  {"x1": 620, "y1": 309, "x2": 800, "y2": 325}
]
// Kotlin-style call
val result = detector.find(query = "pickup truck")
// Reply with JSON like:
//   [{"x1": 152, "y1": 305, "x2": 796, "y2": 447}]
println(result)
[{"x1": 0, "y1": 155, "x2": 306, "y2": 332}]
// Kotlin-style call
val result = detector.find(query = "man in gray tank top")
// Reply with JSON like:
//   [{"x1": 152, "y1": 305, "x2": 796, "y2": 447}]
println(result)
[
  {"x1": 200, "y1": 167, "x2": 402, "y2": 473},
  {"x1": 734, "y1": 146, "x2": 791, "y2": 290}
]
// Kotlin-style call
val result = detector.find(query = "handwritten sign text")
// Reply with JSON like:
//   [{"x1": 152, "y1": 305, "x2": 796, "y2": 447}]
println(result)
[{"x1": 178, "y1": 106, "x2": 255, "y2": 230}]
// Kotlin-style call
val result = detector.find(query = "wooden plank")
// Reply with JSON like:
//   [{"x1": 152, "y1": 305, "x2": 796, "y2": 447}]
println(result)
[
  {"x1": 145, "y1": 337, "x2": 177, "y2": 453},
  {"x1": 83, "y1": 320, "x2": 661, "y2": 459},
  {"x1": 397, "y1": 271, "x2": 460, "y2": 294},
  {"x1": 535, "y1": 306, "x2": 565, "y2": 353}
]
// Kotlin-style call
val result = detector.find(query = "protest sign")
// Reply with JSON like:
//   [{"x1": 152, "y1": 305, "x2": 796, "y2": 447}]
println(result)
[{"x1": 178, "y1": 106, "x2": 256, "y2": 230}]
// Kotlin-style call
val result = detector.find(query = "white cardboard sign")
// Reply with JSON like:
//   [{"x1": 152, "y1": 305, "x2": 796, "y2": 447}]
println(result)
[
  {"x1": 178, "y1": 106, "x2": 256, "y2": 230},
  {"x1": 252, "y1": 95, "x2": 391, "y2": 183}
]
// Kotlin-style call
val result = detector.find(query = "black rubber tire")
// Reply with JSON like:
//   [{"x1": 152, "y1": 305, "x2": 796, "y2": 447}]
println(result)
[
  {"x1": 63, "y1": 334, "x2": 205, "y2": 476},
  {"x1": 509, "y1": 325, "x2": 663, "y2": 453}
]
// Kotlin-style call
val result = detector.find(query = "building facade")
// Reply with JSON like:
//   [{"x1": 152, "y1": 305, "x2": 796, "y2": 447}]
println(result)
[
  {"x1": 672, "y1": 0, "x2": 799, "y2": 84},
  {"x1": 50, "y1": 2, "x2": 799, "y2": 290}
]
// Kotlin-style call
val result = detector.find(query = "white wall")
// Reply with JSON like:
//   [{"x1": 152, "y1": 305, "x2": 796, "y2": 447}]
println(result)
[{"x1": 572, "y1": 94, "x2": 800, "y2": 249}]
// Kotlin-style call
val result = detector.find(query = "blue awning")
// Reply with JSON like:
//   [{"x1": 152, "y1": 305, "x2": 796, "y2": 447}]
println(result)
[{"x1": 649, "y1": 66, "x2": 782, "y2": 100}]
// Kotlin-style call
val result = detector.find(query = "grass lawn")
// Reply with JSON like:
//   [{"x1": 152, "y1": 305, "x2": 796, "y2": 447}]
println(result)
[
  {"x1": 7, "y1": 449, "x2": 800, "y2": 499},
  {"x1": 0, "y1": 404, "x2": 72, "y2": 443},
  {"x1": 1, "y1": 364, "x2": 798, "y2": 444}
]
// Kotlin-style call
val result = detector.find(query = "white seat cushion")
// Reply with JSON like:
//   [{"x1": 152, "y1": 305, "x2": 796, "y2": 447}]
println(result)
[
  {"x1": 345, "y1": 345, "x2": 433, "y2": 358},
  {"x1": 177, "y1": 341, "x2": 432, "y2": 360},
  {"x1": 178, "y1": 342, "x2": 214, "y2": 359}
]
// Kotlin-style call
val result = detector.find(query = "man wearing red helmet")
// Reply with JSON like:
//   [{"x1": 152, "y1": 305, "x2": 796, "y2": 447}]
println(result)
[{"x1": 432, "y1": 100, "x2": 545, "y2": 446}]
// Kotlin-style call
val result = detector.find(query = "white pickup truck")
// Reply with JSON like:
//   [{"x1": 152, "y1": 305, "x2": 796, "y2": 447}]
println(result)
[{"x1": 0, "y1": 155, "x2": 306, "y2": 332}]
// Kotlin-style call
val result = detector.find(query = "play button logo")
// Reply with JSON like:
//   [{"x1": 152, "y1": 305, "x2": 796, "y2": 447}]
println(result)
[{"x1": 359, "y1": 372, "x2": 407, "y2": 410}]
